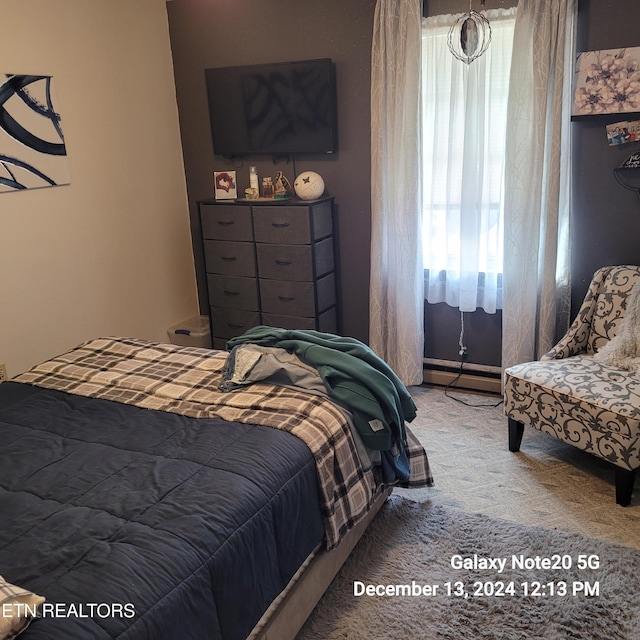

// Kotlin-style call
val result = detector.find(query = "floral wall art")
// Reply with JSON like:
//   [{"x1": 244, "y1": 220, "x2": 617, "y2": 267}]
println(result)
[
  {"x1": 0, "y1": 74, "x2": 71, "y2": 193},
  {"x1": 572, "y1": 47, "x2": 640, "y2": 116}
]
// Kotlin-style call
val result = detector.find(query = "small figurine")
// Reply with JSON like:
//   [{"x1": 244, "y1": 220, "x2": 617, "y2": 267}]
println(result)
[{"x1": 274, "y1": 171, "x2": 292, "y2": 200}]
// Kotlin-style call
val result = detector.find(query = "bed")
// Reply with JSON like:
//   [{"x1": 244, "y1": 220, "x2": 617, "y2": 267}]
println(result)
[{"x1": 0, "y1": 336, "x2": 432, "y2": 639}]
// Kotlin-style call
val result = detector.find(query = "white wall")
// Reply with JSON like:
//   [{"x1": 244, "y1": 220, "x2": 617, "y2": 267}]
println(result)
[{"x1": 0, "y1": 0, "x2": 198, "y2": 375}]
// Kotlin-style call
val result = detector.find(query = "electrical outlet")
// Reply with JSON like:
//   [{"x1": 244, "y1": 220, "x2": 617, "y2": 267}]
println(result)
[{"x1": 0, "y1": 362, "x2": 7, "y2": 383}]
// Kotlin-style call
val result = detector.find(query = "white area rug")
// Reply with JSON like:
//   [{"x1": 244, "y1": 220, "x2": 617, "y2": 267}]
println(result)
[{"x1": 298, "y1": 496, "x2": 640, "y2": 639}]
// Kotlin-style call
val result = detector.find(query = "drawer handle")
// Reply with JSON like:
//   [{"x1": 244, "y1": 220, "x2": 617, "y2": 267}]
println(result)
[
  {"x1": 228, "y1": 323, "x2": 245, "y2": 329},
  {"x1": 271, "y1": 222, "x2": 290, "y2": 228},
  {"x1": 217, "y1": 220, "x2": 234, "y2": 226},
  {"x1": 275, "y1": 260, "x2": 293, "y2": 266},
  {"x1": 278, "y1": 296, "x2": 296, "y2": 302},
  {"x1": 223, "y1": 290, "x2": 240, "y2": 296},
  {"x1": 221, "y1": 256, "x2": 237, "y2": 262}
]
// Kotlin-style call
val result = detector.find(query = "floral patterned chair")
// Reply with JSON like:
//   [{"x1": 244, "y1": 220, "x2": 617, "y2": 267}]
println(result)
[{"x1": 504, "y1": 265, "x2": 640, "y2": 506}]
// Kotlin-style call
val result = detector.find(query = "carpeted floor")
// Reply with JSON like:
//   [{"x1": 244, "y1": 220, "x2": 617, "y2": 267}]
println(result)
[
  {"x1": 398, "y1": 385, "x2": 640, "y2": 549},
  {"x1": 298, "y1": 384, "x2": 640, "y2": 638},
  {"x1": 298, "y1": 497, "x2": 640, "y2": 639}
]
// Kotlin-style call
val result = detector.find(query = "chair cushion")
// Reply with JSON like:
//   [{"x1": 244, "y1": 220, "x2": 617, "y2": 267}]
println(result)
[{"x1": 504, "y1": 355, "x2": 640, "y2": 470}]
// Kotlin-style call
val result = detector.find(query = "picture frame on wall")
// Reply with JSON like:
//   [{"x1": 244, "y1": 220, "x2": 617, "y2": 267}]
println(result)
[
  {"x1": 572, "y1": 47, "x2": 640, "y2": 116},
  {"x1": 214, "y1": 170, "x2": 237, "y2": 199}
]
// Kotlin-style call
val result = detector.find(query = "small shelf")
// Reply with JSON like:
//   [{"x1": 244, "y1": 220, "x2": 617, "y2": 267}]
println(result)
[{"x1": 571, "y1": 111, "x2": 640, "y2": 123}]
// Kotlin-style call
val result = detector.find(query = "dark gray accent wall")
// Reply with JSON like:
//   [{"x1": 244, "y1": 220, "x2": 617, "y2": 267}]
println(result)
[
  {"x1": 572, "y1": 0, "x2": 640, "y2": 313},
  {"x1": 166, "y1": 0, "x2": 377, "y2": 344}
]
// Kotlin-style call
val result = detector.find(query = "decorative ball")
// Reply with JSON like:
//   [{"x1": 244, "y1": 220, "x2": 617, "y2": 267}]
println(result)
[{"x1": 294, "y1": 171, "x2": 325, "y2": 201}]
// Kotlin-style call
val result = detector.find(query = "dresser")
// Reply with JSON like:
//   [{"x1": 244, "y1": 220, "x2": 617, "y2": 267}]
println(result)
[{"x1": 199, "y1": 197, "x2": 339, "y2": 349}]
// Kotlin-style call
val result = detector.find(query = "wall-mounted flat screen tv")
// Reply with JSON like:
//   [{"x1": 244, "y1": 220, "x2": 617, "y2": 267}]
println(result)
[{"x1": 205, "y1": 58, "x2": 337, "y2": 157}]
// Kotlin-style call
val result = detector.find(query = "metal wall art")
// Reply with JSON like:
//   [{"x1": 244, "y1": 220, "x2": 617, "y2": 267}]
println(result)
[{"x1": 0, "y1": 74, "x2": 71, "y2": 193}]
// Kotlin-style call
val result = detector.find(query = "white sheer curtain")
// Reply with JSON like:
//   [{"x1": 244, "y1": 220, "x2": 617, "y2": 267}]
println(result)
[
  {"x1": 422, "y1": 9, "x2": 516, "y2": 313},
  {"x1": 502, "y1": 0, "x2": 577, "y2": 370},
  {"x1": 370, "y1": 0, "x2": 423, "y2": 385}
]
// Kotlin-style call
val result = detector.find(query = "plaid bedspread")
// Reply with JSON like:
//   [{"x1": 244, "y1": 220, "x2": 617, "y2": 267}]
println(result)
[
  {"x1": 14, "y1": 337, "x2": 433, "y2": 549},
  {"x1": 0, "y1": 574, "x2": 44, "y2": 639}
]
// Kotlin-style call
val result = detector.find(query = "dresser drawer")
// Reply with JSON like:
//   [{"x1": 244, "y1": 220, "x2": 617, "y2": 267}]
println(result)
[
  {"x1": 253, "y1": 201, "x2": 332, "y2": 244},
  {"x1": 259, "y1": 273, "x2": 336, "y2": 316},
  {"x1": 261, "y1": 313, "x2": 316, "y2": 331},
  {"x1": 201, "y1": 204, "x2": 253, "y2": 241},
  {"x1": 207, "y1": 274, "x2": 259, "y2": 311},
  {"x1": 256, "y1": 237, "x2": 334, "y2": 281},
  {"x1": 263, "y1": 307, "x2": 338, "y2": 333},
  {"x1": 203, "y1": 240, "x2": 256, "y2": 276},
  {"x1": 210, "y1": 307, "x2": 261, "y2": 340}
]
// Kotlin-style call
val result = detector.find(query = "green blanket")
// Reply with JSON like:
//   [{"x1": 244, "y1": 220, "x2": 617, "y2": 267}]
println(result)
[{"x1": 227, "y1": 326, "x2": 417, "y2": 455}]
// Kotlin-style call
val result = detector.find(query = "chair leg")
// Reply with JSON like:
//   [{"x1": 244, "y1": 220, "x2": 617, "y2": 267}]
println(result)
[
  {"x1": 508, "y1": 418, "x2": 524, "y2": 452},
  {"x1": 614, "y1": 467, "x2": 636, "y2": 507}
]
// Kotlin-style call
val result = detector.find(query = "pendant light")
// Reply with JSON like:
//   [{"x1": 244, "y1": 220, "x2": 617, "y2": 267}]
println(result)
[{"x1": 447, "y1": 0, "x2": 491, "y2": 65}]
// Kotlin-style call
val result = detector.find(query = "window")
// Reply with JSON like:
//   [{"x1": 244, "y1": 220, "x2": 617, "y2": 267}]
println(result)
[{"x1": 421, "y1": 9, "x2": 516, "y2": 313}]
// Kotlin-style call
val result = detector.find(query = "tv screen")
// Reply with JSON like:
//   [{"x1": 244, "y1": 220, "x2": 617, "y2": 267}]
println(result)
[{"x1": 205, "y1": 58, "x2": 337, "y2": 157}]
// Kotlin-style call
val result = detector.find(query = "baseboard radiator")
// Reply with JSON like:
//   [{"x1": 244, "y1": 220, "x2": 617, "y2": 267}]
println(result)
[{"x1": 422, "y1": 358, "x2": 502, "y2": 395}]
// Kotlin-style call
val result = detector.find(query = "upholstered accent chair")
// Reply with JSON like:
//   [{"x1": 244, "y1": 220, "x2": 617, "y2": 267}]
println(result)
[{"x1": 504, "y1": 265, "x2": 640, "y2": 506}]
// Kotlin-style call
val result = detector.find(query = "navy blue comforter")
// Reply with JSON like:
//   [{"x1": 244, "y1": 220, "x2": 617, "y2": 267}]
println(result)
[{"x1": 0, "y1": 382, "x2": 324, "y2": 639}]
